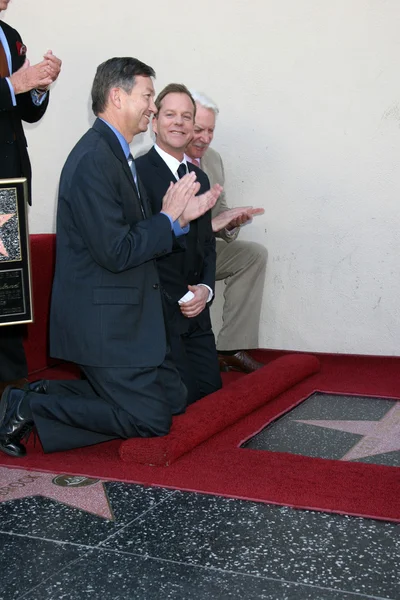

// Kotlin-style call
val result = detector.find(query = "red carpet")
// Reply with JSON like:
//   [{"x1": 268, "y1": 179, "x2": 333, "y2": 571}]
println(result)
[
  {"x1": 0, "y1": 352, "x2": 399, "y2": 523},
  {"x1": 120, "y1": 354, "x2": 320, "y2": 465}
]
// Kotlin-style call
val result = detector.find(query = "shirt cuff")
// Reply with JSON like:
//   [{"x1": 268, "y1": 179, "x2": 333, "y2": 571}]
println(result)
[
  {"x1": 160, "y1": 212, "x2": 190, "y2": 237},
  {"x1": 5, "y1": 78, "x2": 16, "y2": 106},
  {"x1": 30, "y1": 89, "x2": 48, "y2": 106},
  {"x1": 224, "y1": 226, "x2": 239, "y2": 237},
  {"x1": 198, "y1": 283, "x2": 214, "y2": 302}
]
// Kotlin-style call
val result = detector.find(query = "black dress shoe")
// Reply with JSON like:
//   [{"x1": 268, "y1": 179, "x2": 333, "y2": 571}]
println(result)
[
  {"x1": 0, "y1": 437, "x2": 27, "y2": 457},
  {"x1": 0, "y1": 378, "x2": 29, "y2": 397},
  {"x1": 27, "y1": 380, "x2": 49, "y2": 394},
  {"x1": 0, "y1": 386, "x2": 34, "y2": 458}
]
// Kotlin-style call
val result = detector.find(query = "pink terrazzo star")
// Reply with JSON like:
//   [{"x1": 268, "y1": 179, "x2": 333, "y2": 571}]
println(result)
[
  {"x1": 296, "y1": 402, "x2": 400, "y2": 461},
  {"x1": 0, "y1": 213, "x2": 14, "y2": 258},
  {"x1": 0, "y1": 467, "x2": 114, "y2": 520}
]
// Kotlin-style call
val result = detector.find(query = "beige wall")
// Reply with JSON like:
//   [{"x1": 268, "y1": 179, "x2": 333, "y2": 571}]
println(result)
[{"x1": 4, "y1": 0, "x2": 400, "y2": 355}]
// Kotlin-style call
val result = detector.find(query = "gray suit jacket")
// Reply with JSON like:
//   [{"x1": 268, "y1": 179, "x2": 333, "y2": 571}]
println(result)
[
  {"x1": 50, "y1": 119, "x2": 173, "y2": 368},
  {"x1": 200, "y1": 147, "x2": 239, "y2": 242}
]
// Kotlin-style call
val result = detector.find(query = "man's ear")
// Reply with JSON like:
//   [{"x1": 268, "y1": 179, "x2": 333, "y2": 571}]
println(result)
[
  {"x1": 109, "y1": 87, "x2": 122, "y2": 109},
  {"x1": 152, "y1": 114, "x2": 158, "y2": 136}
]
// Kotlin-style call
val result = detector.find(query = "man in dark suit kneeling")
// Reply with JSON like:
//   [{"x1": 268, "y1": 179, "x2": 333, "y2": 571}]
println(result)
[
  {"x1": 0, "y1": 58, "x2": 220, "y2": 457},
  {"x1": 136, "y1": 84, "x2": 223, "y2": 405}
]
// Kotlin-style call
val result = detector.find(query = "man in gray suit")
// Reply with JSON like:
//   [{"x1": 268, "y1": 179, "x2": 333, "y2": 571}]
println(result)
[
  {"x1": 0, "y1": 58, "x2": 218, "y2": 458},
  {"x1": 186, "y1": 91, "x2": 268, "y2": 373}
]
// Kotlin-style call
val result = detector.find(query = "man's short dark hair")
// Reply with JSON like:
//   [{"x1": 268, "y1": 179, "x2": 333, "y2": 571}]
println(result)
[
  {"x1": 91, "y1": 57, "x2": 155, "y2": 115},
  {"x1": 154, "y1": 83, "x2": 196, "y2": 118}
]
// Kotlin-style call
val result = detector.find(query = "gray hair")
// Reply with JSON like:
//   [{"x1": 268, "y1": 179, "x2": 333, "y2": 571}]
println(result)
[{"x1": 189, "y1": 90, "x2": 219, "y2": 116}]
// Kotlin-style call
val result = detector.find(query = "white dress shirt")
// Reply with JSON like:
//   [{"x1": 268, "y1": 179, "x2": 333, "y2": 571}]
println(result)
[{"x1": 154, "y1": 145, "x2": 213, "y2": 302}]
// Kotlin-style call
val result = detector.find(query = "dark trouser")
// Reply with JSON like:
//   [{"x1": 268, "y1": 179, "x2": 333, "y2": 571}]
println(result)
[
  {"x1": 169, "y1": 322, "x2": 222, "y2": 405},
  {"x1": 0, "y1": 326, "x2": 28, "y2": 380},
  {"x1": 29, "y1": 353, "x2": 186, "y2": 453}
]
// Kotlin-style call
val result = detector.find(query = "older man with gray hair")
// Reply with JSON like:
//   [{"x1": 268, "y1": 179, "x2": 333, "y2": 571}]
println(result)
[{"x1": 185, "y1": 91, "x2": 268, "y2": 373}]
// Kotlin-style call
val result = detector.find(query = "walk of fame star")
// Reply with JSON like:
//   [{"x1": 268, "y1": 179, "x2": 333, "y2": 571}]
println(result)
[
  {"x1": 296, "y1": 402, "x2": 400, "y2": 461},
  {"x1": 0, "y1": 213, "x2": 14, "y2": 258},
  {"x1": 0, "y1": 467, "x2": 114, "y2": 520}
]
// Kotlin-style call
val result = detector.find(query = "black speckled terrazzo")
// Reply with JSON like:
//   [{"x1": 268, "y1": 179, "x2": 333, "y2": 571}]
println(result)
[
  {"x1": 0, "y1": 481, "x2": 398, "y2": 600},
  {"x1": 0, "y1": 481, "x2": 174, "y2": 546},
  {"x1": 20, "y1": 549, "x2": 385, "y2": 600}
]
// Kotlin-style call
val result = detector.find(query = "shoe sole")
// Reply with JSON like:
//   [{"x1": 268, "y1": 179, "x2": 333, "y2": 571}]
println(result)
[{"x1": 0, "y1": 441, "x2": 27, "y2": 457}]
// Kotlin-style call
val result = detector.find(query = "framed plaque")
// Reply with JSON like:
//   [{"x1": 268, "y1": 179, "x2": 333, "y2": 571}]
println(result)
[{"x1": 0, "y1": 178, "x2": 33, "y2": 326}]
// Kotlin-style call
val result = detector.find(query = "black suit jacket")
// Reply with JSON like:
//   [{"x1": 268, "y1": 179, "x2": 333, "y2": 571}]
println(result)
[
  {"x1": 50, "y1": 119, "x2": 173, "y2": 368},
  {"x1": 136, "y1": 147, "x2": 216, "y2": 335},
  {"x1": 0, "y1": 20, "x2": 49, "y2": 203}
]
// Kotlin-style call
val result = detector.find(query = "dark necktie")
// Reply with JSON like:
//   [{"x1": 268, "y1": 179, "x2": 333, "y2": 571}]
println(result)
[
  {"x1": 177, "y1": 163, "x2": 187, "y2": 179},
  {"x1": 128, "y1": 153, "x2": 147, "y2": 218},
  {"x1": 0, "y1": 39, "x2": 10, "y2": 78},
  {"x1": 127, "y1": 153, "x2": 140, "y2": 192}
]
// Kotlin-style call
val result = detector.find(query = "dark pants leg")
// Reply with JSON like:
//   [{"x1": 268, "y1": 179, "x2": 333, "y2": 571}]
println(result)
[
  {"x1": 0, "y1": 327, "x2": 27, "y2": 380},
  {"x1": 170, "y1": 324, "x2": 222, "y2": 405},
  {"x1": 29, "y1": 354, "x2": 186, "y2": 453}
]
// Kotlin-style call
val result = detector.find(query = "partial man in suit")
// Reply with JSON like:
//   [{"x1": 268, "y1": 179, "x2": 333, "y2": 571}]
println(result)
[
  {"x1": 185, "y1": 90, "x2": 268, "y2": 374},
  {"x1": 0, "y1": 0, "x2": 61, "y2": 394},
  {"x1": 136, "y1": 84, "x2": 223, "y2": 405},
  {"x1": 0, "y1": 58, "x2": 219, "y2": 458}
]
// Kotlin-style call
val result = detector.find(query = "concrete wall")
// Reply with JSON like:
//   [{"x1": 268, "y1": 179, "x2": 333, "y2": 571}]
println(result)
[{"x1": 4, "y1": 0, "x2": 400, "y2": 354}]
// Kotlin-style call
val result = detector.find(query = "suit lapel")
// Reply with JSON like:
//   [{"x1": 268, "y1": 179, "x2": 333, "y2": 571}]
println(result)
[
  {"x1": 1, "y1": 23, "x2": 25, "y2": 74},
  {"x1": 92, "y1": 118, "x2": 142, "y2": 203},
  {"x1": 148, "y1": 146, "x2": 177, "y2": 185},
  {"x1": 187, "y1": 162, "x2": 197, "y2": 176},
  {"x1": 136, "y1": 176, "x2": 152, "y2": 218}
]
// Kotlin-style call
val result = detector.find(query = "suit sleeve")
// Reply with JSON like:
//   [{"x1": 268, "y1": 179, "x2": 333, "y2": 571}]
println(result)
[
  {"x1": 200, "y1": 210, "x2": 217, "y2": 293},
  {"x1": 0, "y1": 77, "x2": 14, "y2": 111},
  {"x1": 17, "y1": 87, "x2": 49, "y2": 123},
  {"x1": 65, "y1": 151, "x2": 174, "y2": 273},
  {"x1": 0, "y1": 27, "x2": 49, "y2": 122},
  {"x1": 197, "y1": 172, "x2": 217, "y2": 292},
  {"x1": 211, "y1": 153, "x2": 240, "y2": 243}
]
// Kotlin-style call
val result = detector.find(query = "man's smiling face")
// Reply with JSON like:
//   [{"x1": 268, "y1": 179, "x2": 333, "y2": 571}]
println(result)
[
  {"x1": 152, "y1": 92, "x2": 195, "y2": 159},
  {"x1": 186, "y1": 103, "x2": 216, "y2": 160},
  {"x1": 120, "y1": 75, "x2": 156, "y2": 138}
]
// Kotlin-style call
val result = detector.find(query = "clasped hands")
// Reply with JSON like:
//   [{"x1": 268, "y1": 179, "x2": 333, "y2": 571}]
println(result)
[
  {"x1": 162, "y1": 171, "x2": 223, "y2": 228},
  {"x1": 10, "y1": 50, "x2": 62, "y2": 95}
]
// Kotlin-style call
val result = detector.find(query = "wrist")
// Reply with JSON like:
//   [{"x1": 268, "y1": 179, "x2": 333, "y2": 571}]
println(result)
[{"x1": 178, "y1": 216, "x2": 189, "y2": 228}]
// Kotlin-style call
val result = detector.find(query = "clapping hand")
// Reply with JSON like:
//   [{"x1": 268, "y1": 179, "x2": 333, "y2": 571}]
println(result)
[
  {"x1": 178, "y1": 184, "x2": 223, "y2": 228},
  {"x1": 212, "y1": 207, "x2": 265, "y2": 233},
  {"x1": 10, "y1": 49, "x2": 62, "y2": 94},
  {"x1": 161, "y1": 172, "x2": 200, "y2": 222}
]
